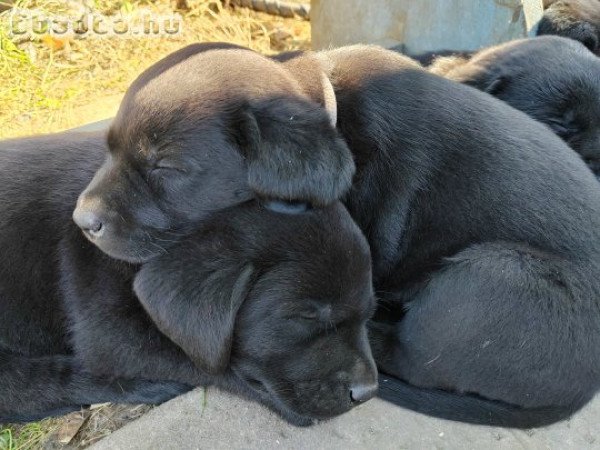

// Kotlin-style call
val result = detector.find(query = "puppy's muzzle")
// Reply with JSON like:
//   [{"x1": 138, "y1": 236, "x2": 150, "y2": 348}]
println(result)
[
  {"x1": 73, "y1": 208, "x2": 105, "y2": 239},
  {"x1": 350, "y1": 382, "x2": 378, "y2": 403}
]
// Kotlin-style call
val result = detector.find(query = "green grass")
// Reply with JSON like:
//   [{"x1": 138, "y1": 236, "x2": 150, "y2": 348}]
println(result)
[
  {"x1": 0, "y1": 420, "x2": 59, "y2": 450},
  {"x1": 0, "y1": 428, "x2": 12, "y2": 450}
]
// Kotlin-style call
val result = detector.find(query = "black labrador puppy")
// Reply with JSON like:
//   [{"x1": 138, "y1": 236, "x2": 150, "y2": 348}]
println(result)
[
  {"x1": 0, "y1": 43, "x2": 373, "y2": 424},
  {"x1": 133, "y1": 202, "x2": 376, "y2": 425},
  {"x1": 72, "y1": 42, "x2": 352, "y2": 263},
  {"x1": 275, "y1": 45, "x2": 600, "y2": 428},
  {"x1": 0, "y1": 131, "x2": 376, "y2": 423},
  {"x1": 539, "y1": 0, "x2": 600, "y2": 54},
  {"x1": 427, "y1": 36, "x2": 600, "y2": 177}
]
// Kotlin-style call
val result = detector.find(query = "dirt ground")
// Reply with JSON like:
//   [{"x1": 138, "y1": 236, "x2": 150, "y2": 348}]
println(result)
[{"x1": 0, "y1": 1, "x2": 310, "y2": 449}]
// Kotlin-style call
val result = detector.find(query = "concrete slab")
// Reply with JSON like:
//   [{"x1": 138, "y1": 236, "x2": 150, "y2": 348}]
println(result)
[{"x1": 91, "y1": 387, "x2": 600, "y2": 449}]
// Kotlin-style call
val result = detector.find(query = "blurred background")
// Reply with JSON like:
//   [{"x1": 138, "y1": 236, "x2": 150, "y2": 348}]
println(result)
[
  {"x1": 0, "y1": 0, "x2": 543, "y2": 140},
  {"x1": 0, "y1": 0, "x2": 311, "y2": 139}
]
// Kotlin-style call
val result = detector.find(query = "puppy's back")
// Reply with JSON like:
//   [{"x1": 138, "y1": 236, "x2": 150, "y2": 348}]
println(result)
[
  {"x1": 321, "y1": 45, "x2": 600, "y2": 261},
  {"x1": 0, "y1": 130, "x2": 106, "y2": 201}
]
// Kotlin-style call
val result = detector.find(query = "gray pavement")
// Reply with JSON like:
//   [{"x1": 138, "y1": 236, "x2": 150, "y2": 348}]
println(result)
[{"x1": 91, "y1": 387, "x2": 600, "y2": 449}]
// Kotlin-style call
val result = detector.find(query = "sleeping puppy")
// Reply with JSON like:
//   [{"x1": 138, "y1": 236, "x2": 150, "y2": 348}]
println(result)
[
  {"x1": 132, "y1": 202, "x2": 377, "y2": 424},
  {"x1": 2, "y1": 195, "x2": 377, "y2": 424},
  {"x1": 538, "y1": 0, "x2": 600, "y2": 54},
  {"x1": 0, "y1": 43, "x2": 363, "y2": 423},
  {"x1": 72, "y1": 42, "x2": 353, "y2": 263},
  {"x1": 0, "y1": 131, "x2": 193, "y2": 421},
  {"x1": 275, "y1": 45, "x2": 600, "y2": 428},
  {"x1": 427, "y1": 36, "x2": 600, "y2": 176}
]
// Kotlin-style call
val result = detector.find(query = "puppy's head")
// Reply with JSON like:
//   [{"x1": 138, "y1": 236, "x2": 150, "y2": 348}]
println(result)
[
  {"x1": 133, "y1": 202, "x2": 377, "y2": 425},
  {"x1": 73, "y1": 43, "x2": 353, "y2": 263},
  {"x1": 437, "y1": 36, "x2": 600, "y2": 176},
  {"x1": 538, "y1": 0, "x2": 600, "y2": 54}
]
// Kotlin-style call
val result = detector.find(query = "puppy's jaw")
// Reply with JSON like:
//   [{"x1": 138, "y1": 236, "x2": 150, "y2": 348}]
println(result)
[{"x1": 228, "y1": 368, "x2": 317, "y2": 426}]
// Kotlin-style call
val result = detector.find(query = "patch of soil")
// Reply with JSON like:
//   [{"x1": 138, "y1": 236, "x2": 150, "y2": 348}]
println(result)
[{"x1": 39, "y1": 404, "x2": 153, "y2": 449}]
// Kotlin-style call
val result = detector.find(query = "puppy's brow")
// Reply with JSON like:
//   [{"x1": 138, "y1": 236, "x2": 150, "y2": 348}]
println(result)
[{"x1": 136, "y1": 135, "x2": 156, "y2": 157}]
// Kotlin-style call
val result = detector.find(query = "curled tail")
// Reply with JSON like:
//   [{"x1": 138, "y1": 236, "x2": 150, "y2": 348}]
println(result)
[
  {"x1": 377, "y1": 375, "x2": 580, "y2": 429},
  {"x1": 0, "y1": 351, "x2": 191, "y2": 423}
]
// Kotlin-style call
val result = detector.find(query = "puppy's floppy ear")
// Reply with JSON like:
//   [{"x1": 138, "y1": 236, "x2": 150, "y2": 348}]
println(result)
[
  {"x1": 233, "y1": 97, "x2": 354, "y2": 207},
  {"x1": 480, "y1": 74, "x2": 509, "y2": 96},
  {"x1": 448, "y1": 63, "x2": 510, "y2": 96},
  {"x1": 134, "y1": 259, "x2": 256, "y2": 375},
  {"x1": 275, "y1": 51, "x2": 338, "y2": 128},
  {"x1": 232, "y1": 52, "x2": 353, "y2": 207}
]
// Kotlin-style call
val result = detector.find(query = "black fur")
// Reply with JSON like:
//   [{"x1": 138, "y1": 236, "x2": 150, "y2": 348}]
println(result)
[
  {"x1": 72, "y1": 42, "x2": 353, "y2": 263},
  {"x1": 377, "y1": 375, "x2": 579, "y2": 429},
  {"x1": 132, "y1": 202, "x2": 377, "y2": 423},
  {"x1": 0, "y1": 126, "x2": 376, "y2": 423},
  {"x1": 538, "y1": 0, "x2": 600, "y2": 54},
  {"x1": 0, "y1": 44, "x2": 372, "y2": 424},
  {"x1": 426, "y1": 36, "x2": 600, "y2": 178},
  {"x1": 0, "y1": 131, "x2": 193, "y2": 421},
  {"x1": 278, "y1": 45, "x2": 600, "y2": 427},
  {"x1": 0, "y1": 352, "x2": 191, "y2": 423}
]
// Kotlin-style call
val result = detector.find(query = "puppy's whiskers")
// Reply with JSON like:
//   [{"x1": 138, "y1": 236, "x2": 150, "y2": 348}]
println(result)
[{"x1": 144, "y1": 231, "x2": 169, "y2": 255}]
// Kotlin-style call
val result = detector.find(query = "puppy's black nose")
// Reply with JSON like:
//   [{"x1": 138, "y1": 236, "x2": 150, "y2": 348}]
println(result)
[
  {"x1": 350, "y1": 382, "x2": 378, "y2": 403},
  {"x1": 73, "y1": 209, "x2": 104, "y2": 238}
]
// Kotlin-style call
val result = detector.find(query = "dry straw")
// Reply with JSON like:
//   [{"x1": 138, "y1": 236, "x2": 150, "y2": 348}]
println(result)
[{"x1": 0, "y1": 0, "x2": 310, "y2": 138}]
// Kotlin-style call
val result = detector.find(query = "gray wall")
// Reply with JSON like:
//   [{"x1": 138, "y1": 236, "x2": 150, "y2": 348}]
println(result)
[{"x1": 311, "y1": 0, "x2": 544, "y2": 52}]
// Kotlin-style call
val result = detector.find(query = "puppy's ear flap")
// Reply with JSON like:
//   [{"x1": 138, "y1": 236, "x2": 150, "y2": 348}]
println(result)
[
  {"x1": 232, "y1": 53, "x2": 353, "y2": 206},
  {"x1": 481, "y1": 74, "x2": 508, "y2": 96},
  {"x1": 454, "y1": 66, "x2": 509, "y2": 96},
  {"x1": 134, "y1": 261, "x2": 256, "y2": 375},
  {"x1": 275, "y1": 52, "x2": 338, "y2": 128},
  {"x1": 234, "y1": 98, "x2": 354, "y2": 206}
]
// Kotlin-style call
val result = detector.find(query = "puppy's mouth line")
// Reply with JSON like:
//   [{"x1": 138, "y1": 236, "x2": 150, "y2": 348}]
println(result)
[
  {"x1": 232, "y1": 368, "x2": 357, "y2": 424},
  {"x1": 245, "y1": 376, "x2": 268, "y2": 394},
  {"x1": 77, "y1": 228, "x2": 167, "y2": 264},
  {"x1": 235, "y1": 370, "x2": 273, "y2": 400},
  {"x1": 232, "y1": 368, "x2": 317, "y2": 423}
]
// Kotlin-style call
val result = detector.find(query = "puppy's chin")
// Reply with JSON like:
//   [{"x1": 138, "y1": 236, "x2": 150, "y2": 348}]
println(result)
[
  {"x1": 243, "y1": 381, "x2": 318, "y2": 427},
  {"x1": 227, "y1": 369, "x2": 317, "y2": 427},
  {"x1": 80, "y1": 231, "x2": 162, "y2": 264},
  {"x1": 230, "y1": 368, "x2": 360, "y2": 426}
]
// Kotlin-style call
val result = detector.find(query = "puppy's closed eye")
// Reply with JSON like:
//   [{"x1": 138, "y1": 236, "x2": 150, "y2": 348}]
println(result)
[
  {"x1": 150, "y1": 155, "x2": 188, "y2": 173},
  {"x1": 263, "y1": 200, "x2": 312, "y2": 214},
  {"x1": 295, "y1": 310, "x2": 322, "y2": 321},
  {"x1": 547, "y1": 119, "x2": 579, "y2": 139},
  {"x1": 154, "y1": 163, "x2": 186, "y2": 173},
  {"x1": 293, "y1": 304, "x2": 333, "y2": 322},
  {"x1": 146, "y1": 159, "x2": 188, "y2": 189}
]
